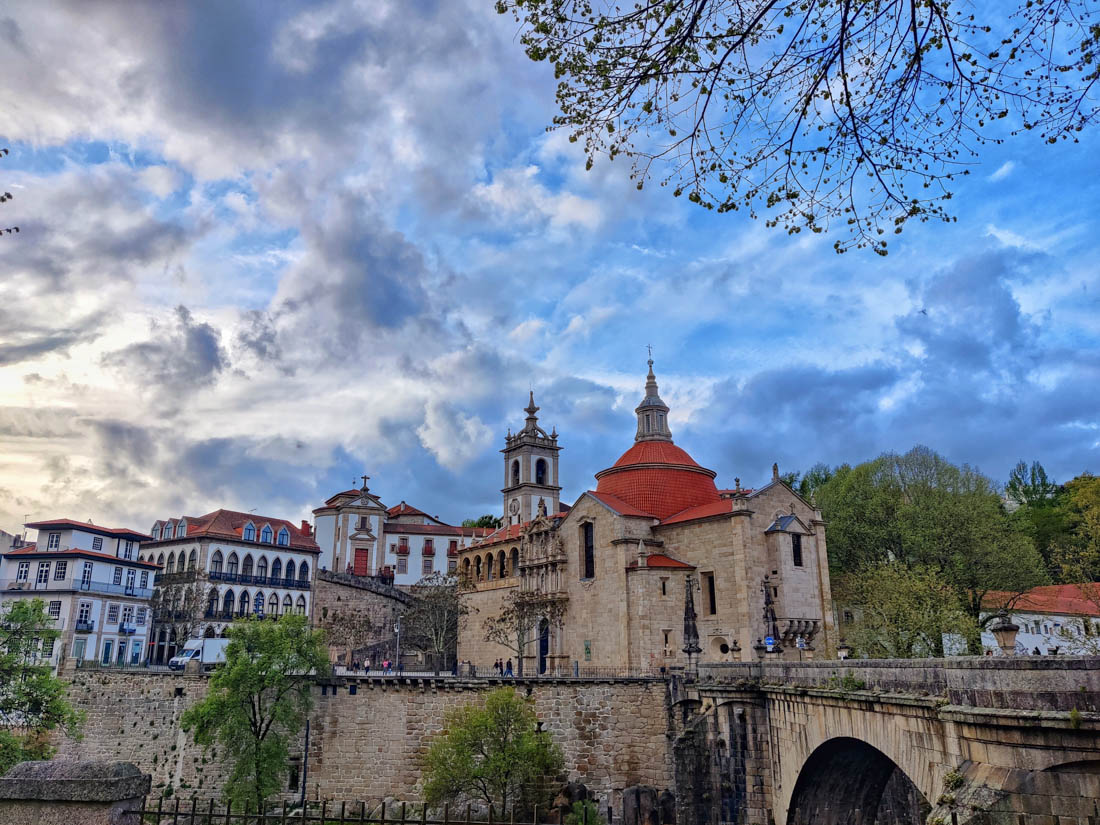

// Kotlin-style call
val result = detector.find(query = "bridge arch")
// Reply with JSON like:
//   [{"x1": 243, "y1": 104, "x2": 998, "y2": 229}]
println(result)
[{"x1": 787, "y1": 737, "x2": 930, "y2": 825}]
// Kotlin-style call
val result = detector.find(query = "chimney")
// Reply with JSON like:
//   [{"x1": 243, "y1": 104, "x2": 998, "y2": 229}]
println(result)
[{"x1": 300, "y1": 520, "x2": 311, "y2": 536}]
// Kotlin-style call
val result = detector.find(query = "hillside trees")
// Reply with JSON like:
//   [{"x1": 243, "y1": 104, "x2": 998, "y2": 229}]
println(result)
[{"x1": 497, "y1": 0, "x2": 1100, "y2": 253}]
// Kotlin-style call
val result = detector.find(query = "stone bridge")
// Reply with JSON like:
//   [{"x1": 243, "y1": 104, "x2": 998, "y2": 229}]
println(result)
[{"x1": 672, "y1": 658, "x2": 1100, "y2": 825}]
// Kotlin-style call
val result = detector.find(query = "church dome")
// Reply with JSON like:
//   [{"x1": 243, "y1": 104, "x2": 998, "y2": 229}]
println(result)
[{"x1": 593, "y1": 362, "x2": 720, "y2": 520}]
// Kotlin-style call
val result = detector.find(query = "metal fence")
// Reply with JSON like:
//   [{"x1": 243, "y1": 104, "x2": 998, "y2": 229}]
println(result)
[{"x1": 137, "y1": 798, "x2": 597, "y2": 825}]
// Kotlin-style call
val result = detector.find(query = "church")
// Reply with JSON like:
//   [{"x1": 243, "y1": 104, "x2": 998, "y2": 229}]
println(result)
[{"x1": 456, "y1": 361, "x2": 836, "y2": 673}]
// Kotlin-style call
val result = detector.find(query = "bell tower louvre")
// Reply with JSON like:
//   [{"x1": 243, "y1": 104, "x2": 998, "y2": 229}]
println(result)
[{"x1": 501, "y1": 392, "x2": 562, "y2": 525}]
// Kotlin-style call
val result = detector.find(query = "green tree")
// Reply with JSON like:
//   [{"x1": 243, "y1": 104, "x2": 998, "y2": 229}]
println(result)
[
  {"x1": 463, "y1": 515, "x2": 503, "y2": 529},
  {"x1": 423, "y1": 687, "x2": 564, "y2": 815},
  {"x1": 836, "y1": 562, "x2": 975, "y2": 658},
  {"x1": 796, "y1": 462, "x2": 834, "y2": 502},
  {"x1": 180, "y1": 614, "x2": 330, "y2": 810},
  {"x1": 497, "y1": 0, "x2": 1100, "y2": 254},
  {"x1": 1005, "y1": 461, "x2": 1071, "y2": 572},
  {"x1": 0, "y1": 599, "x2": 82, "y2": 775},
  {"x1": 813, "y1": 459, "x2": 902, "y2": 575}
]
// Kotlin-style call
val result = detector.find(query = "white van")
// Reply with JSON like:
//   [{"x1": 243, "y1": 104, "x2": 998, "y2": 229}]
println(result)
[{"x1": 168, "y1": 639, "x2": 229, "y2": 671}]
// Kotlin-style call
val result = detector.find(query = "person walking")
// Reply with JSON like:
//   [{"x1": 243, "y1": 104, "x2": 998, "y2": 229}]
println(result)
[{"x1": 504, "y1": 659, "x2": 513, "y2": 677}]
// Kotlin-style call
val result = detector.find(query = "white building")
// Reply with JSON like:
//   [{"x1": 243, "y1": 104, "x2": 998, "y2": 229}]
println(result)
[
  {"x1": 313, "y1": 483, "x2": 492, "y2": 587},
  {"x1": 0, "y1": 518, "x2": 155, "y2": 672},
  {"x1": 982, "y1": 584, "x2": 1100, "y2": 655},
  {"x1": 141, "y1": 509, "x2": 320, "y2": 662}
]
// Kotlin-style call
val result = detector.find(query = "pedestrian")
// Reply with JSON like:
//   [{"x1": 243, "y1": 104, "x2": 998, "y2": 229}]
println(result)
[
  {"x1": 504, "y1": 658, "x2": 513, "y2": 677},
  {"x1": 495, "y1": 658, "x2": 502, "y2": 676},
  {"x1": 364, "y1": 657, "x2": 371, "y2": 672}
]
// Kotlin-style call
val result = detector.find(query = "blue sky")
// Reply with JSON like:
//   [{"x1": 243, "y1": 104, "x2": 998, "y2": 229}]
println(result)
[{"x1": 0, "y1": 1, "x2": 1097, "y2": 534}]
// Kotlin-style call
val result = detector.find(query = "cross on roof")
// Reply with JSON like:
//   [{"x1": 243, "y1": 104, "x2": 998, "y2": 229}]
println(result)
[
  {"x1": 646, "y1": 343, "x2": 653, "y2": 359},
  {"x1": 361, "y1": 474, "x2": 370, "y2": 490}
]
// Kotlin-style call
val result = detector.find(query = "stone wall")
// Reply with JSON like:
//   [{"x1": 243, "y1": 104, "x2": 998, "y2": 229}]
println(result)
[
  {"x1": 312, "y1": 570, "x2": 412, "y2": 664},
  {"x1": 57, "y1": 672, "x2": 674, "y2": 809}
]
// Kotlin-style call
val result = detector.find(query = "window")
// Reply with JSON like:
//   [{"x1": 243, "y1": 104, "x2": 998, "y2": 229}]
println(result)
[
  {"x1": 223, "y1": 590, "x2": 235, "y2": 615},
  {"x1": 298, "y1": 563, "x2": 309, "y2": 583},
  {"x1": 125, "y1": 568, "x2": 136, "y2": 592},
  {"x1": 176, "y1": 522, "x2": 186, "y2": 538},
  {"x1": 268, "y1": 593, "x2": 279, "y2": 616},
  {"x1": 449, "y1": 539, "x2": 458, "y2": 554},
  {"x1": 277, "y1": 528, "x2": 289, "y2": 546},
  {"x1": 397, "y1": 557, "x2": 408, "y2": 575},
  {"x1": 448, "y1": 558, "x2": 457, "y2": 573},
  {"x1": 210, "y1": 551, "x2": 223, "y2": 574},
  {"x1": 260, "y1": 525, "x2": 273, "y2": 544},
  {"x1": 36, "y1": 562, "x2": 50, "y2": 585},
  {"x1": 107, "y1": 604, "x2": 120, "y2": 623},
  {"x1": 78, "y1": 602, "x2": 91, "y2": 622},
  {"x1": 242, "y1": 555, "x2": 254, "y2": 577},
  {"x1": 227, "y1": 553, "x2": 239, "y2": 575},
  {"x1": 843, "y1": 610, "x2": 854, "y2": 624},
  {"x1": 582, "y1": 523, "x2": 595, "y2": 579},
  {"x1": 81, "y1": 562, "x2": 92, "y2": 588},
  {"x1": 47, "y1": 533, "x2": 60, "y2": 550},
  {"x1": 239, "y1": 591, "x2": 250, "y2": 615},
  {"x1": 243, "y1": 523, "x2": 256, "y2": 541},
  {"x1": 511, "y1": 460, "x2": 520, "y2": 486},
  {"x1": 101, "y1": 639, "x2": 113, "y2": 665},
  {"x1": 140, "y1": 571, "x2": 149, "y2": 589},
  {"x1": 510, "y1": 547, "x2": 519, "y2": 574},
  {"x1": 136, "y1": 607, "x2": 147, "y2": 626},
  {"x1": 423, "y1": 556, "x2": 434, "y2": 575},
  {"x1": 285, "y1": 561, "x2": 296, "y2": 582},
  {"x1": 52, "y1": 560, "x2": 67, "y2": 580},
  {"x1": 257, "y1": 557, "x2": 268, "y2": 579},
  {"x1": 283, "y1": 594, "x2": 293, "y2": 613},
  {"x1": 536, "y1": 458, "x2": 547, "y2": 486},
  {"x1": 122, "y1": 541, "x2": 133, "y2": 560},
  {"x1": 702, "y1": 572, "x2": 717, "y2": 615},
  {"x1": 663, "y1": 630, "x2": 671, "y2": 647},
  {"x1": 660, "y1": 578, "x2": 668, "y2": 597},
  {"x1": 645, "y1": 413, "x2": 652, "y2": 432},
  {"x1": 113, "y1": 567, "x2": 123, "y2": 585},
  {"x1": 122, "y1": 605, "x2": 134, "y2": 624},
  {"x1": 271, "y1": 559, "x2": 282, "y2": 581},
  {"x1": 424, "y1": 539, "x2": 434, "y2": 554},
  {"x1": 295, "y1": 596, "x2": 306, "y2": 615},
  {"x1": 167, "y1": 552, "x2": 176, "y2": 572},
  {"x1": 48, "y1": 601, "x2": 62, "y2": 619},
  {"x1": 16, "y1": 562, "x2": 29, "y2": 582},
  {"x1": 791, "y1": 534, "x2": 804, "y2": 567},
  {"x1": 92, "y1": 536, "x2": 103, "y2": 551},
  {"x1": 188, "y1": 549, "x2": 197, "y2": 570}
]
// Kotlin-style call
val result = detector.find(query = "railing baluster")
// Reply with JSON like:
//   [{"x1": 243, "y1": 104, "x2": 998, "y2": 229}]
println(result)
[
  {"x1": 189, "y1": 796, "x2": 198, "y2": 825},
  {"x1": 340, "y1": 801, "x2": 347, "y2": 824},
  {"x1": 381, "y1": 800, "x2": 386, "y2": 825},
  {"x1": 322, "y1": 801, "x2": 328, "y2": 824},
  {"x1": 209, "y1": 796, "x2": 216, "y2": 825},
  {"x1": 401, "y1": 801, "x2": 406, "y2": 824},
  {"x1": 443, "y1": 802, "x2": 449, "y2": 825},
  {"x1": 282, "y1": 799, "x2": 288, "y2": 825},
  {"x1": 158, "y1": 795, "x2": 164, "y2": 821},
  {"x1": 225, "y1": 799, "x2": 232, "y2": 825}
]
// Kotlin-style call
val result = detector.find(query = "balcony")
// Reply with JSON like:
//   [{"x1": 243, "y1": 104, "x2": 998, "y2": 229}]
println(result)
[
  {"x1": 74, "y1": 620, "x2": 94, "y2": 633},
  {"x1": 0, "y1": 579, "x2": 152, "y2": 598},
  {"x1": 204, "y1": 572, "x2": 311, "y2": 589},
  {"x1": 118, "y1": 622, "x2": 138, "y2": 635}
]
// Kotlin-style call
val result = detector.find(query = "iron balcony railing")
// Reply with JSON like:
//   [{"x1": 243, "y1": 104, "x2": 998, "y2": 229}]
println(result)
[
  {"x1": 206, "y1": 571, "x2": 311, "y2": 589},
  {"x1": 74, "y1": 619, "x2": 94, "y2": 632},
  {"x1": 0, "y1": 578, "x2": 152, "y2": 599}
]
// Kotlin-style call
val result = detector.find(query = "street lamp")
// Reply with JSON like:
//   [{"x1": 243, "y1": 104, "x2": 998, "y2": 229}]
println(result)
[
  {"x1": 393, "y1": 615, "x2": 402, "y2": 673},
  {"x1": 837, "y1": 640, "x2": 851, "y2": 660},
  {"x1": 990, "y1": 613, "x2": 1020, "y2": 656}
]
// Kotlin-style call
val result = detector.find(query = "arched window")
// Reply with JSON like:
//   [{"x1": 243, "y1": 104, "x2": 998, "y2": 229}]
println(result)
[
  {"x1": 156, "y1": 553, "x2": 164, "y2": 568},
  {"x1": 462, "y1": 558, "x2": 471, "y2": 579},
  {"x1": 475, "y1": 556, "x2": 483, "y2": 581},
  {"x1": 282, "y1": 594, "x2": 293, "y2": 613},
  {"x1": 210, "y1": 550, "x2": 223, "y2": 574},
  {"x1": 268, "y1": 592, "x2": 279, "y2": 616},
  {"x1": 167, "y1": 552, "x2": 175, "y2": 572},
  {"x1": 277, "y1": 528, "x2": 289, "y2": 547},
  {"x1": 203, "y1": 625, "x2": 215, "y2": 638},
  {"x1": 271, "y1": 558, "x2": 282, "y2": 582},
  {"x1": 486, "y1": 553, "x2": 494, "y2": 580},
  {"x1": 238, "y1": 591, "x2": 250, "y2": 616},
  {"x1": 511, "y1": 460, "x2": 520, "y2": 486},
  {"x1": 581, "y1": 522, "x2": 595, "y2": 580},
  {"x1": 536, "y1": 458, "x2": 547, "y2": 486},
  {"x1": 227, "y1": 553, "x2": 239, "y2": 576},
  {"x1": 510, "y1": 547, "x2": 519, "y2": 576},
  {"x1": 295, "y1": 596, "x2": 306, "y2": 616},
  {"x1": 242, "y1": 555, "x2": 254, "y2": 578},
  {"x1": 188, "y1": 549, "x2": 197, "y2": 571},
  {"x1": 285, "y1": 560, "x2": 296, "y2": 584},
  {"x1": 260, "y1": 525, "x2": 273, "y2": 544},
  {"x1": 498, "y1": 550, "x2": 507, "y2": 577},
  {"x1": 206, "y1": 588, "x2": 218, "y2": 616},
  {"x1": 243, "y1": 522, "x2": 256, "y2": 542},
  {"x1": 257, "y1": 556, "x2": 268, "y2": 581},
  {"x1": 298, "y1": 563, "x2": 309, "y2": 583},
  {"x1": 222, "y1": 589, "x2": 235, "y2": 615}
]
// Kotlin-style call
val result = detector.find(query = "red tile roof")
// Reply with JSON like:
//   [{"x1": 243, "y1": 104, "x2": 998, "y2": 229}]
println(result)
[
  {"x1": 382, "y1": 523, "x2": 492, "y2": 537},
  {"x1": 25, "y1": 519, "x2": 151, "y2": 542},
  {"x1": 471, "y1": 513, "x2": 571, "y2": 549},
  {"x1": 146, "y1": 509, "x2": 320, "y2": 553},
  {"x1": 594, "y1": 439, "x2": 720, "y2": 520},
  {"x1": 659, "y1": 499, "x2": 738, "y2": 525},
  {"x1": 387, "y1": 501, "x2": 431, "y2": 519},
  {"x1": 984, "y1": 584, "x2": 1100, "y2": 617},
  {"x1": 627, "y1": 553, "x2": 696, "y2": 570},
  {"x1": 3, "y1": 545, "x2": 159, "y2": 568},
  {"x1": 324, "y1": 489, "x2": 365, "y2": 505},
  {"x1": 585, "y1": 490, "x2": 655, "y2": 518}
]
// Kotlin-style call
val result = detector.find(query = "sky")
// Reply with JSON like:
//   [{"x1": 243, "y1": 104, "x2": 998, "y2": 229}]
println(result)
[{"x1": 0, "y1": 0, "x2": 1098, "y2": 536}]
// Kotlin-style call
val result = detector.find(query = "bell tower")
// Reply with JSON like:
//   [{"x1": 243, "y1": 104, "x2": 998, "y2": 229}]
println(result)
[{"x1": 502, "y1": 392, "x2": 562, "y2": 525}]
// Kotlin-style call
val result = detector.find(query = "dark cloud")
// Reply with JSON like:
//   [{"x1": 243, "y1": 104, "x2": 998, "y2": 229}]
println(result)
[
  {"x1": 0, "y1": 324, "x2": 100, "y2": 366},
  {"x1": 234, "y1": 310, "x2": 286, "y2": 370},
  {"x1": 101, "y1": 305, "x2": 227, "y2": 392}
]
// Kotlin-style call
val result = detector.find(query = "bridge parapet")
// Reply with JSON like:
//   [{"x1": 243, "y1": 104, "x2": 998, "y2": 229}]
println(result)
[{"x1": 699, "y1": 655, "x2": 1100, "y2": 711}]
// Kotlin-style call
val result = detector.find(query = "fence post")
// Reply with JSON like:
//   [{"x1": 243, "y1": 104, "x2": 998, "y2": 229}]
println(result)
[
  {"x1": 209, "y1": 796, "x2": 216, "y2": 825},
  {"x1": 444, "y1": 802, "x2": 449, "y2": 825},
  {"x1": 225, "y1": 799, "x2": 232, "y2": 825},
  {"x1": 282, "y1": 799, "x2": 288, "y2": 825},
  {"x1": 175, "y1": 796, "x2": 181, "y2": 821},
  {"x1": 489, "y1": 804, "x2": 494, "y2": 825},
  {"x1": 189, "y1": 795, "x2": 197, "y2": 825},
  {"x1": 422, "y1": 799, "x2": 428, "y2": 825},
  {"x1": 340, "y1": 800, "x2": 347, "y2": 823},
  {"x1": 402, "y1": 801, "x2": 407, "y2": 824},
  {"x1": 381, "y1": 799, "x2": 387, "y2": 825},
  {"x1": 583, "y1": 802, "x2": 588, "y2": 825}
]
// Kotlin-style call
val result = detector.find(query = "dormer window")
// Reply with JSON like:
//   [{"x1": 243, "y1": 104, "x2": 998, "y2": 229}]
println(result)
[
  {"x1": 260, "y1": 525, "x2": 273, "y2": 544},
  {"x1": 176, "y1": 521, "x2": 186, "y2": 538},
  {"x1": 243, "y1": 522, "x2": 256, "y2": 542},
  {"x1": 277, "y1": 528, "x2": 289, "y2": 546},
  {"x1": 47, "y1": 533, "x2": 60, "y2": 550}
]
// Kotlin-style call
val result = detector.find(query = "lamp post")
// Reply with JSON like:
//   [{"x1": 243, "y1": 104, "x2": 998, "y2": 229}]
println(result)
[
  {"x1": 394, "y1": 614, "x2": 402, "y2": 673},
  {"x1": 837, "y1": 640, "x2": 851, "y2": 660},
  {"x1": 990, "y1": 612, "x2": 1020, "y2": 656}
]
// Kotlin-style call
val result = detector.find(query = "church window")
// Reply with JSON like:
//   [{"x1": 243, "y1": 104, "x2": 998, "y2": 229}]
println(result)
[
  {"x1": 660, "y1": 578, "x2": 668, "y2": 597},
  {"x1": 511, "y1": 460, "x2": 520, "y2": 487},
  {"x1": 791, "y1": 534, "x2": 804, "y2": 567},
  {"x1": 702, "y1": 572, "x2": 717, "y2": 615},
  {"x1": 510, "y1": 547, "x2": 519, "y2": 575},
  {"x1": 475, "y1": 556, "x2": 482, "y2": 580},
  {"x1": 581, "y1": 523, "x2": 595, "y2": 580},
  {"x1": 486, "y1": 554, "x2": 494, "y2": 580},
  {"x1": 536, "y1": 458, "x2": 547, "y2": 486}
]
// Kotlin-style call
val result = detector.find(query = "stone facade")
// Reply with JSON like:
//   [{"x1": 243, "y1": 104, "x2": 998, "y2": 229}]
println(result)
[
  {"x1": 458, "y1": 363, "x2": 835, "y2": 675},
  {"x1": 311, "y1": 569, "x2": 412, "y2": 664}
]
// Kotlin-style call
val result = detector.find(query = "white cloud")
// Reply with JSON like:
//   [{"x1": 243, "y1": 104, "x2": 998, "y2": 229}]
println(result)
[{"x1": 989, "y1": 161, "x2": 1016, "y2": 182}]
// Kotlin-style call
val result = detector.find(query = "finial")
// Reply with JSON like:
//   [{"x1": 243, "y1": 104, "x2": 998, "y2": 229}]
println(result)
[
  {"x1": 772, "y1": 463, "x2": 779, "y2": 482},
  {"x1": 525, "y1": 391, "x2": 539, "y2": 417},
  {"x1": 360, "y1": 474, "x2": 370, "y2": 491},
  {"x1": 735, "y1": 477, "x2": 741, "y2": 491}
]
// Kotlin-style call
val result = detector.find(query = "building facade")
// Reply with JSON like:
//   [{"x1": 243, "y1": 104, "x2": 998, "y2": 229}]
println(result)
[
  {"x1": 313, "y1": 484, "x2": 490, "y2": 587},
  {"x1": 0, "y1": 519, "x2": 155, "y2": 672},
  {"x1": 141, "y1": 509, "x2": 319, "y2": 662},
  {"x1": 457, "y1": 362, "x2": 836, "y2": 673}
]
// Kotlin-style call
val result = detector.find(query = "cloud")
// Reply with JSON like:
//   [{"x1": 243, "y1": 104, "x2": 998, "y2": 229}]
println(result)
[{"x1": 989, "y1": 161, "x2": 1016, "y2": 182}]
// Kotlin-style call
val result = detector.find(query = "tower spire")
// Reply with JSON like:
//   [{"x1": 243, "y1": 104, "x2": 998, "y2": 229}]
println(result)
[{"x1": 634, "y1": 360, "x2": 673, "y2": 442}]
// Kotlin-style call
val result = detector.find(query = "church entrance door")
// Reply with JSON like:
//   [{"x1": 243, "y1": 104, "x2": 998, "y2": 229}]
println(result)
[{"x1": 538, "y1": 619, "x2": 550, "y2": 674}]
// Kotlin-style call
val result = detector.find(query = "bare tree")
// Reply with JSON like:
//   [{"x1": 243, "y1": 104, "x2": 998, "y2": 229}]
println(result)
[
  {"x1": 497, "y1": 0, "x2": 1100, "y2": 252},
  {"x1": 1, "y1": 148, "x2": 20, "y2": 238},
  {"x1": 150, "y1": 577, "x2": 205, "y2": 652},
  {"x1": 402, "y1": 572, "x2": 470, "y2": 672},
  {"x1": 483, "y1": 590, "x2": 566, "y2": 677},
  {"x1": 321, "y1": 607, "x2": 377, "y2": 666}
]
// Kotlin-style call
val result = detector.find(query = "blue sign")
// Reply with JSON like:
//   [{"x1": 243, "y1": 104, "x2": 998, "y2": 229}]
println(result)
[
  {"x1": 764, "y1": 636, "x2": 775, "y2": 651},
  {"x1": 796, "y1": 636, "x2": 807, "y2": 650}
]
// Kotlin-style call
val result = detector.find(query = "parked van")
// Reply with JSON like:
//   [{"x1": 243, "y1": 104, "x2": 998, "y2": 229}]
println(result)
[{"x1": 168, "y1": 638, "x2": 229, "y2": 671}]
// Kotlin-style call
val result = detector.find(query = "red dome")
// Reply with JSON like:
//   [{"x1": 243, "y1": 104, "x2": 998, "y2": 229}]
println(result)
[{"x1": 595, "y1": 440, "x2": 719, "y2": 520}]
